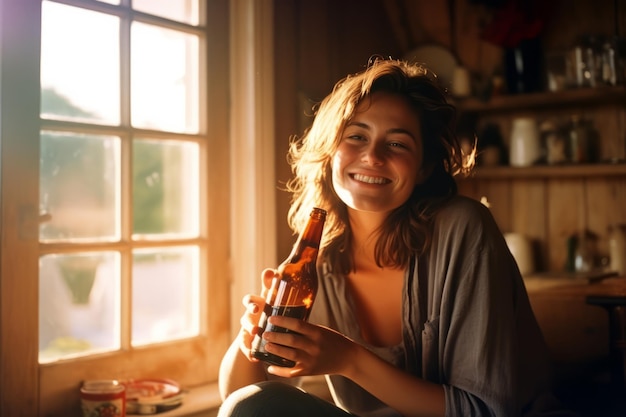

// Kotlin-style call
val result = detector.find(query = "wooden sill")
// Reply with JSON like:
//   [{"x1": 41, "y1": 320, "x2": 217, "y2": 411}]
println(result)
[{"x1": 159, "y1": 382, "x2": 221, "y2": 417}]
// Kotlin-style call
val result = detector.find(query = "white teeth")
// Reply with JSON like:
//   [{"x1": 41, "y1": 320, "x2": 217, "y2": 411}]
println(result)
[{"x1": 353, "y1": 173, "x2": 389, "y2": 184}]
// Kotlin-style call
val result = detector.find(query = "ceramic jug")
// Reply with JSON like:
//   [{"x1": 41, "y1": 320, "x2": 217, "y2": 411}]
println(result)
[
  {"x1": 504, "y1": 233, "x2": 535, "y2": 275},
  {"x1": 509, "y1": 117, "x2": 541, "y2": 167},
  {"x1": 609, "y1": 225, "x2": 626, "y2": 275}
]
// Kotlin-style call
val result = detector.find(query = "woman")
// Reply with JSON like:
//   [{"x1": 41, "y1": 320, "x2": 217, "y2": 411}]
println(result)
[{"x1": 218, "y1": 59, "x2": 569, "y2": 417}]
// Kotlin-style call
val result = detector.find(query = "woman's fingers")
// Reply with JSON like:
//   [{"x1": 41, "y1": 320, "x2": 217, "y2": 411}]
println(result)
[
  {"x1": 261, "y1": 317, "x2": 318, "y2": 361},
  {"x1": 234, "y1": 268, "x2": 291, "y2": 364},
  {"x1": 236, "y1": 327, "x2": 260, "y2": 362},
  {"x1": 260, "y1": 268, "x2": 278, "y2": 297},
  {"x1": 242, "y1": 294, "x2": 264, "y2": 316},
  {"x1": 261, "y1": 318, "x2": 354, "y2": 377},
  {"x1": 242, "y1": 293, "x2": 265, "y2": 308},
  {"x1": 239, "y1": 294, "x2": 265, "y2": 334},
  {"x1": 239, "y1": 313, "x2": 257, "y2": 335},
  {"x1": 237, "y1": 294, "x2": 264, "y2": 361},
  {"x1": 266, "y1": 315, "x2": 313, "y2": 337}
]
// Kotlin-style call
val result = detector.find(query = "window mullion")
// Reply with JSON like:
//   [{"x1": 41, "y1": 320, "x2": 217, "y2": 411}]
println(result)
[
  {"x1": 119, "y1": 11, "x2": 133, "y2": 350},
  {"x1": 120, "y1": 12, "x2": 131, "y2": 129},
  {"x1": 120, "y1": 131, "x2": 132, "y2": 350}
]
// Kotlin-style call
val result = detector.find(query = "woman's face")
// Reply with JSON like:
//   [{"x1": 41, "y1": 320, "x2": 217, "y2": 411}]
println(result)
[{"x1": 331, "y1": 91, "x2": 426, "y2": 214}]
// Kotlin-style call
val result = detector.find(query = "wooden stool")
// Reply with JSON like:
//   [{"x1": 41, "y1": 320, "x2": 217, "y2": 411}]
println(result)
[{"x1": 586, "y1": 294, "x2": 626, "y2": 395}]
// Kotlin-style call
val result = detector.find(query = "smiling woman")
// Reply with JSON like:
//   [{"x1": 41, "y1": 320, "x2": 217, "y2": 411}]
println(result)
[
  {"x1": 217, "y1": 59, "x2": 576, "y2": 417},
  {"x1": 331, "y1": 92, "x2": 425, "y2": 214}
]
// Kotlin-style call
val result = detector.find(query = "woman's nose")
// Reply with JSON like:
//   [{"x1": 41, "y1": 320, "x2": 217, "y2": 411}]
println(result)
[{"x1": 361, "y1": 143, "x2": 384, "y2": 166}]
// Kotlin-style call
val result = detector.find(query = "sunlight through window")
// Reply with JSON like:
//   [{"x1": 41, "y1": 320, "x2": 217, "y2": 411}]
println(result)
[{"x1": 38, "y1": 0, "x2": 203, "y2": 364}]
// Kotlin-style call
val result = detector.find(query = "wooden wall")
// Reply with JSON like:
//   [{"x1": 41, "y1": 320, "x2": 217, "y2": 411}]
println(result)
[{"x1": 458, "y1": 171, "x2": 626, "y2": 272}]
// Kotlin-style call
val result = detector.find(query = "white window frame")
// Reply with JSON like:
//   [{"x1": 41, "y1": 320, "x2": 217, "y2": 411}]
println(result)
[{"x1": 0, "y1": 0, "x2": 276, "y2": 414}]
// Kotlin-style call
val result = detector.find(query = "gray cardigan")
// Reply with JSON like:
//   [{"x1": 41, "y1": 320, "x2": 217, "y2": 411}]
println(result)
[{"x1": 309, "y1": 196, "x2": 561, "y2": 417}]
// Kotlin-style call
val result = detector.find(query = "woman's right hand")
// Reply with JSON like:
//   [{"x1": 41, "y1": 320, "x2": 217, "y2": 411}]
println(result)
[
  {"x1": 219, "y1": 268, "x2": 279, "y2": 399},
  {"x1": 237, "y1": 293, "x2": 265, "y2": 361},
  {"x1": 237, "y1": 268, "x2": 278, "y2": 360}
]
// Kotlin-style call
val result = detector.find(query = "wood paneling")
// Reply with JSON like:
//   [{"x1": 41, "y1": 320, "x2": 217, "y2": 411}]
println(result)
[
  {"x1": 547, "y1": 180, "x2": 587, "y2": 271},
  {"x1": 459, "y1": 175, "x2": 626, "y2": 274}
]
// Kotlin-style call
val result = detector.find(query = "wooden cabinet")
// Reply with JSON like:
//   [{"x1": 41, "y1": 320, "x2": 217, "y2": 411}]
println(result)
[
  {"x1": 456, "y1": 88, "x2": 626, "y2": 273},
  {"x1": 525, "y1": 277, "x2": 611, "y2": 381}
]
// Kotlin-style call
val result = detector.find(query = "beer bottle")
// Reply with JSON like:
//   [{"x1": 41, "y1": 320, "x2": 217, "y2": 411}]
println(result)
[{"x1": 251, "y1": 207, "x2": 326, "y2": 367}]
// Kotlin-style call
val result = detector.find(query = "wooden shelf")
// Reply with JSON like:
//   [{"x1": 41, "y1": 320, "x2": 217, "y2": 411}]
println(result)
[
  {"x1": 455, "y1": 86, "x2": 626, "y2": 114},
  {"x1": 459, "y1": 163, "x2": 626, "y2": 180}
]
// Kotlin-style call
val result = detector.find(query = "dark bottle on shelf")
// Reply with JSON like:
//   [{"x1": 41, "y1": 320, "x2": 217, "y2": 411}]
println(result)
[
  {"x1": 251, "y1": 207, "x2": 326, "y2": 367},
  {"x1": 567, "y1": 115, "x2": 598, "y2": 164}
]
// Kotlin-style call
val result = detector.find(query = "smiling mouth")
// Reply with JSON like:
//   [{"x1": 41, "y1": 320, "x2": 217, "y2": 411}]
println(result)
[{"x1": 351, "y1": 173, "x2": 391, "y2": 185}]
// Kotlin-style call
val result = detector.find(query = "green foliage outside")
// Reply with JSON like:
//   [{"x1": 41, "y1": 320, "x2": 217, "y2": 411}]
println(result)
[{"x1": 40, "y1": 87, "x2": 166, "y2": 234}]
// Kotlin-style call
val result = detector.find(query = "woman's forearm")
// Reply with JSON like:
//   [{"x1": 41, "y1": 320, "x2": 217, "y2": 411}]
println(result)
[
  {"x1": 344, "y1": 344, "x2": 445, "y2": 417},
  {"x1": 218, "y1": 330, "x2": 268, "y2": 400}
]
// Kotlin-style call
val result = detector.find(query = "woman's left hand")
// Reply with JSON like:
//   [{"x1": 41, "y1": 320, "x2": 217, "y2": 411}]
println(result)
[
  {"x1": 263, "y1": 316, "x2": 446, "y2": 417},
  {"x1": 260, "y1": 316, "x2": 358, "y2": 378}
]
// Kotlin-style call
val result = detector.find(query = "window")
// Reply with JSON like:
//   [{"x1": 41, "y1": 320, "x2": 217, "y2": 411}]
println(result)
[
  {"x1": 39, "y1": 0, "x2": 208, "y2": 359},
  {"x1": 0, "y1": 0, "x2": 282, "y2": 413}
]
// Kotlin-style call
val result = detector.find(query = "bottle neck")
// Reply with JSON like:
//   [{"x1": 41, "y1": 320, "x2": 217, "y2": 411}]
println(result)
[
  {"x1": 287, "y1": 227, "x2": 322, "y2": 264},
  {"x1": 285, "y1": 208, "x2": 326, "y2": 264}
]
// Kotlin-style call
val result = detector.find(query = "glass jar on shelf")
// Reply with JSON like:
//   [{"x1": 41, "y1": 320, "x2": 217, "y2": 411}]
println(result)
[
  {"x1": 566, "y1": 115, "x2": 598, "y2": 164},
  {"x1": 539, "y1": 120, "x2": 567, "y2": 165}
]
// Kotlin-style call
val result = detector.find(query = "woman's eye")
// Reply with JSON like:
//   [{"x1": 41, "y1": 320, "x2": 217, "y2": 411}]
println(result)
[{"x1": 389, "y1": 141, "x2": 408, "y2": 149}]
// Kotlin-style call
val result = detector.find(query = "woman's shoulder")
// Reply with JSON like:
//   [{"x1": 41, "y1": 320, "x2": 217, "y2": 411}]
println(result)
[
  {"x1": 434, "y1": 194, "x2": 493, "y2": 223},
  {"x1": 429, "y1": 195, "x2": 503, "y2": 242}
]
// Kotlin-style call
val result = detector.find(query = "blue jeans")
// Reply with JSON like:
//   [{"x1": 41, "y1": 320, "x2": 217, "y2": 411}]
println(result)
[{"x1": 218, "y1": 381, "x2": 354, "y2": 417}]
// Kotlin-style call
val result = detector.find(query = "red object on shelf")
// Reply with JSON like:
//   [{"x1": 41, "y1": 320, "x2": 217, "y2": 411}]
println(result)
[{"x1": 123, "y1": 378, "x2": 184, "y2": 415}]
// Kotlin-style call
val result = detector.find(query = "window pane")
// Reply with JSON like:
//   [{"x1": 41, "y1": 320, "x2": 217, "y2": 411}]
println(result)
[
  {"x1": 133, "y1": 0, "x2": 200, "y2": 25},
  {"x1": 40, "y1": 131, "x2": 120, "y2": 242},
  {"x1": 131, "y1": 23, "x2": 200, "y2": 133},
  {"x1": 39, "y1": 252, "x2": 121, "y2": 363},
  {"x1": 40, "y1": 1, "x2": 120, "y2": 124},
  {"x1": 131, "y1": 247, "x2": 199, "y2": 346},
  {"x1": 132, "y1": 139, "x2": 199, "y2": 237}
]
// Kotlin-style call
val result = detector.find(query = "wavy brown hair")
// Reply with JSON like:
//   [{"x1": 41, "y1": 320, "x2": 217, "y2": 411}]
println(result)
[{"x1": 286, "y1": 58, "x2": 474, "y2": 273}]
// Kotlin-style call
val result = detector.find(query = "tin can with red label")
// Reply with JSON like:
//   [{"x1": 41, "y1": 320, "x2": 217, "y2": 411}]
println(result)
[{"x1": 81, "y1": 380, "x2": 126, "y2": 417}]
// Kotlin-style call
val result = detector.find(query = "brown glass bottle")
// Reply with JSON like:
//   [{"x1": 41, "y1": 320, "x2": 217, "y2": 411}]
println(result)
[{"x1": 251, "y1": 207, "x2": 326, "y2": 367}]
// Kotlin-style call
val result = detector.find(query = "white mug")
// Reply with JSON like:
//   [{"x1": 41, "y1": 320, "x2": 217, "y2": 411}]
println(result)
[
  {"x1": 451, "y1": 66, "x2": 472, "y2": 98},
  {"x1": 509, "y1": 117, "x2": 541, "y2": 167},
  {"x1": 504, "y1": 233, "x2": 535, "y2": 276}
]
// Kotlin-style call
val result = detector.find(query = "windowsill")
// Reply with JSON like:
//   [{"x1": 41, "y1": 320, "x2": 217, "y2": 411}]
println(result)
[{"x1": 157, "y1": 382, "x2": 222, "y2": 417}]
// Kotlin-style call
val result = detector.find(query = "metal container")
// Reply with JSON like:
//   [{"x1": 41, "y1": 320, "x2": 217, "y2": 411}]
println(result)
[{"x1": 81, "y1": 380, "x2": 126, "y2": 417}]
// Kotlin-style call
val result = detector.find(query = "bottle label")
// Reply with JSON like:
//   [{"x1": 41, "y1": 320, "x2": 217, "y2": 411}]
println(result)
[{"x1": 251, "y1": 304, "x2": 309, "y2": 367}]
